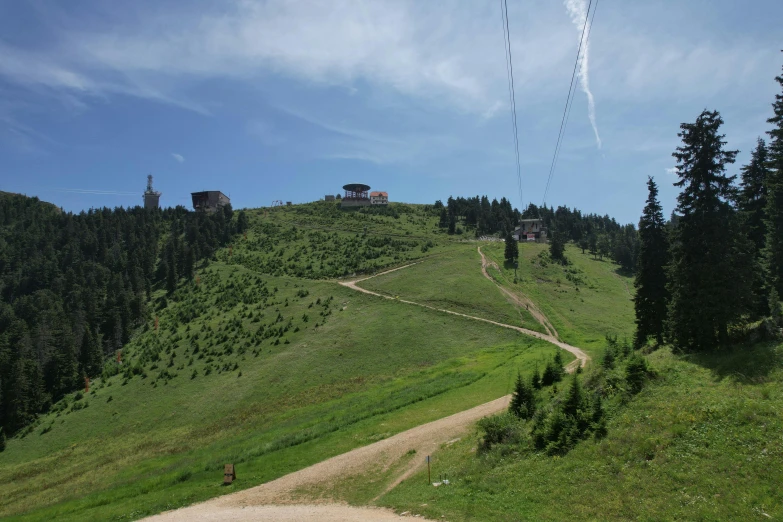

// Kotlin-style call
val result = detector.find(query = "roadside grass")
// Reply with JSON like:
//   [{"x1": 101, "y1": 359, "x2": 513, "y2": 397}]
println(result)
[
  {"x1": 483, "y1": 242, "x2": 635, "y2": 355},
  {"x1": 379, "y1": 342, "x2": 783, "y2": 521},
  {"x1": 0, "y1": 258, "x2": 555, "y2": 520},
  {"x1": 358, "y1": 244, "x2": 545, "y2": 334}
]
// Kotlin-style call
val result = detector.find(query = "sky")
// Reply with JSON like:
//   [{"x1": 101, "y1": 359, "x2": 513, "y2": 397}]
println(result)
[{"x1": 0, "y1": 0, "x2": 781, "y2": 224}]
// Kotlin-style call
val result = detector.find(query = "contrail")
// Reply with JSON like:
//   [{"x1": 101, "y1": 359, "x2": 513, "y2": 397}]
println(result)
[{"x1": 565, "y1": 0, "x2": 601, "y2": 148}]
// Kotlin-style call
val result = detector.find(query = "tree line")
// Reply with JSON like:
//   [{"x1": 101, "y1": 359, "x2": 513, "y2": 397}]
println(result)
[
  {"x1": 434, "y1": 195, "x2": 638, "y2": 272},
  {"x1": 634, "y1": 60, "x2": 783, "y2": 351},
  {"x1": 0, "y1": 197, "x2": 246, "y2": 436}
]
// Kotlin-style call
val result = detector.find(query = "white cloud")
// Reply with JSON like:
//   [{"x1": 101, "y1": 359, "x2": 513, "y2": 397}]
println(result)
[
  {"x1": 665, "y1": 167, "x2": 678, "y2": 176},
  {"x1": 171, "y1": 153, "x2": 184, "y2": 163},
  {"x1": 565, "y1": 0, "x2": 601, "y2": 148}
]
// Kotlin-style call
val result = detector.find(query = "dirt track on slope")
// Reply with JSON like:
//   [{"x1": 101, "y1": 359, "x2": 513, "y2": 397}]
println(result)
[
  {"x1": 342, "y1": 257, "x2": 589, "y2": 370},
  {"x1": 144, "y1": 396, "x2": 511, "y2": 522},
  {"x1": 144, "y1": 250, "x2": 589, "y2": 521}
]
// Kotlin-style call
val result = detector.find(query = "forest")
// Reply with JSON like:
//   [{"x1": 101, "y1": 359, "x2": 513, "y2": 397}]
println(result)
[{"x1": 0, "y1": 197, "x2": 246, "y2": 436}]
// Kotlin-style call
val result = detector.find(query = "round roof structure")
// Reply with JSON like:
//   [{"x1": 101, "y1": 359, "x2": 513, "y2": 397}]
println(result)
[{"x1": 342, "y1": 183, "x2": 371, "y2": 192}]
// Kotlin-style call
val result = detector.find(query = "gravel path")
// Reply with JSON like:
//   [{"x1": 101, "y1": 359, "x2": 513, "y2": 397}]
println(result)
[
  {"x1": 144, "y1": 251, "x2": 589, "y2": 522},
  {"x1": 143, "y1": 396, "x2": 511, "y2": 522}
]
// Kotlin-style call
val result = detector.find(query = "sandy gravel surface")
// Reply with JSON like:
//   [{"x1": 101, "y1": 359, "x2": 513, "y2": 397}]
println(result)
[{"x1": 144, "y1": 396, "x2": 510, "y2": 521}]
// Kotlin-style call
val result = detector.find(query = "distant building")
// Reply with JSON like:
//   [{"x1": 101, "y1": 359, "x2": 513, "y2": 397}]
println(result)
[
  {"x1": 512, "y1": 219, "x2": 547, "y2": 242},
  {"x1": 286, "y1": 201, "x2": 292, "y2": 206},
  {"x1": 325, "y1": 195, "x2": 335, "y2": 202},
  {"x1": 370, "y1": 191, "x2": 389, "y2": 205},
  {"x1": 143, "y1": 175, "x2": 161, "y2": 210},
  {"x1": 341, "y1": 183, "x2": 371, "y2": 207},
  {"x1": 191, "y1": 191, "x2": 230, "y2": 212}
]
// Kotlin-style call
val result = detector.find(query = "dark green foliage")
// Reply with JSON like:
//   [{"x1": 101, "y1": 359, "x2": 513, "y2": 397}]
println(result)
[
  {"x1": 477, "y1": 413, "x2": 523, "y2": 451},
  {"x1": 548, "y1": 221, "x2": 566, "y2": 263},
  {"x1": 634, "y1": 177, "x2": 669, "y2": 346},
  {"x1": 0, "y1": 194, "x2": 240, "y2": 435},
  {"x1": 666, "y1": 110, "x2": 752, "y2": 351},
  {"x1": 541, "y1": 352, "x2": 565, "y2": 386},
  {"x1": 738, "y1": 139, "x2": 772, "y2": 316},
  {"x1": 509, "y1": 372, "x2": 535, "y2": 419},
  {"x1": 0, "y1": 427, "x2": 5, "y2": 452},
  {"x1": 504, "y1": 233, "x2": 519, "y2": 262},
  {"x1": 625, "y1": 353, "x2": 650, "y2": 394},
  {"x1": 765, "y1": 62, "x2": 783, "y2": 304},
  {"x1": 531, "y1": 366, "x2": 542, "y2": 390}
]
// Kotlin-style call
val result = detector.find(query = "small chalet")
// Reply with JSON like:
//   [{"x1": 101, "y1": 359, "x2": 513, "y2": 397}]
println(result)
[
  {"x1": 370, "y1": 191, "x2": 389, "y2": 205},
  {"x1": 512, "y1": 219, "x2": 547, "y2": 242}
]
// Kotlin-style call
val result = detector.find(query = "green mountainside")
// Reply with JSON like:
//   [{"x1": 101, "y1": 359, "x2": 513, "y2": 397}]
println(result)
[{"x1": 1, "y1": 196, "x2": 781, "y2": 521}]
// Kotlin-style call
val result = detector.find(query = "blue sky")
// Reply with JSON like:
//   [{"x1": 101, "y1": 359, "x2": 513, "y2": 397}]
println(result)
[{"x1": 0, "y1": 0, "x2": 780, "y2": 224}]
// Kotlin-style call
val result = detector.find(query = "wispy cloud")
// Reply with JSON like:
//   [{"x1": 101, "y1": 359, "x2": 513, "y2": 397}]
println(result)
[
  {"x1": 565, "y1": 0, "x2": 601, "y2": 148},
  {"x1": 665, "y1": 167, "x2": 678, "y2": 177},
  {"x1": 171, "y1": 153, "x2": 184, "y2": 163}
]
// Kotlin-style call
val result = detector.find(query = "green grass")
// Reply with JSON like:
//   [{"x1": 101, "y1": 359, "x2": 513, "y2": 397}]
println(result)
[
  {"x1": 482, "y1": 242, "x2": 635, "y2": 355},
  {"x1": 0, "y1": 255, "x2": 559, "y2": 520},
  {"x1": 379, "y1": 342, "x2": 783, "y2": 520},
  {"x1": 359, "y1": 244, "x2": 546, "y2": 334}
]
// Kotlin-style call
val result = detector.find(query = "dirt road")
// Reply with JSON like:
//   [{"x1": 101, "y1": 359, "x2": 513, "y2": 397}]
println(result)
[
  {"x1": 340, "y1": 257, "x2": 589, "y2": 370},
  {"x1": 144, "y1": 396, "x2": 511, "y2": 522},
  {"x1": 145, "y1": 249, "x2": 589, "y2": 521}
]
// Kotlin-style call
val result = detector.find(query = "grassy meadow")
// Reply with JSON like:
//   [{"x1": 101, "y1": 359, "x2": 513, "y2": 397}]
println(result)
[
  {"x1": 359, "y1": 244, "x2": 546, "y2": 334},
  {"x1": 379, "y1": 342, "x2": 783, "y2": 520},
  {"x1": 482, "y1": 241, "x2": 635, "y2": 355}
]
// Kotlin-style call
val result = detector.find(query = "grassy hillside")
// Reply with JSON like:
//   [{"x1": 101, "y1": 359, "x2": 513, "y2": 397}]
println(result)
[
  {"x1": 379, "y1": 342, "x2": 783, "y2": 520},
  {"x1": 482, "y1": 242, "x2": 635, "y2": 354},
  {"x1": 0, "y1": 201, "x2": 640, "y2": 520},
  {"x1": 359, "y1": 245, "x2": 546, "y2": 334}
]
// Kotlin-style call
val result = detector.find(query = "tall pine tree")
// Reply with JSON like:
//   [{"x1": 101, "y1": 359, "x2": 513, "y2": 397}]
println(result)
[
  {"x1": 634, "y1": 177, "x2": 669, "y2": 346},
  {"x1": 738, "y1": 138, "x2": 771, "y2": 315},
  {"x1": 666, "y1": 110, "x2": 751, "y2": 350},
  {"x1": 764, "y1": 59, "x2": 783, "y2": 304}
]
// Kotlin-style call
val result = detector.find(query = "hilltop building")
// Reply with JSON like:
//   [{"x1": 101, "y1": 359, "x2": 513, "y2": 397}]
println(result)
[
  {"x1": 191, "y1": 191, "x2": 230, "y2": 212},
  {"x1": 370, "y1": 191, "x2": 389, "y2": 205},
  {"x1": 325, "y1": 195, "x2": 335, "y2": 202},
  {"x1": 513, "y1": 219, "x2": 547, "y2": 242},
  {"x1": 143, "y1": 175, "x2": 161, "y2": 210},
  {"x1": 341, "y1": 183, "x2": 371, "y2": 207}
]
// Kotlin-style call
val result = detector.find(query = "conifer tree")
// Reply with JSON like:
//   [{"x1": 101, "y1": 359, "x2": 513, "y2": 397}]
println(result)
[
  {"x1": 504, "y1": 232, "x2": 519, "y2": 262},
  {"x1": 666, "y1": 110, "x2": 751, "y2": 350},
  {"x1": 634, "y1": 177, "x2": 669, "y2": 346},
  {"x1": 739, "y1": 139, "x2": 771, "y2": 315},
  {"x1": 509, "y1": 372, "x2": 536, "y2": 419},
  {"x1": 549, "y1": 222, "x2": 566, "y2": 262},
  {"x1": 764, "y1": 60, "x2": 783, "y2": 303}
]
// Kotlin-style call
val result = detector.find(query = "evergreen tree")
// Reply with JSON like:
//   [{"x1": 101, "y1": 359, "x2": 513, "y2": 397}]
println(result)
[
  {"x1": 531, "y1": 366, "x2": 542, "y2": 389},
  {"x1": 438, "y1": 208, "x2": 448, "y2": 228},
  {"x1": 0, "y1": 427, "x2": 5, "y2": 452},
  {"x1": 509, "y1": 372, "x2": 536, "y2": 419},
  {"x1": 739, "y1": 139, "x2": 772, "y2": 315},
  {"x1": 447, "y1": 213, "x2": 456, "y2": 235},
  {"x1": 549, "y1": 222, "x2": 566, "y2": 262},
  {"x1": 634, "y1": 177, "x2": 669, "y2": 346},
  {"x1": 562, "y1": 374, "x2": 583, "y2": 418},
  {"x1": 588, "y1": 233, "x2": 598, "y2": 259},
  {"x1": 666, "y1": 110, "x2": 751, "y2": 350},
  {"x1": 504, "y1": 232, "x2": 519, "y2": 262},
  {"x1": 764, "y1": 60, "x2": 783, "y2": 303},
  {"x1": 236, "y1": 210, "x2": 249, "y2": 234}
]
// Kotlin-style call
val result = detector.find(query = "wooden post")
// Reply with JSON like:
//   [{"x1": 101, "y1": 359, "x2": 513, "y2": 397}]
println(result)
[
  {"x1": 224, "y1": 464, "x2": 236, "y2": 485},
  {"x1": 154, "y1": 316, "x2": 159, "y2": 331},
  {"x1": 116, "y1": 350, "x2": 122, "y2": 364},
  {"x1": 427, "y1": 455, "x2": 431, "y2": 485}
]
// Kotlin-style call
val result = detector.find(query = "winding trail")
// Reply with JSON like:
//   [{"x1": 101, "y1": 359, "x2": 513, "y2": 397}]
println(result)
[
  {"x1": 144, "y1": 247, "x2": 590, "y2": 521},
  {"x1": 341, "y1": 253, "x2": 589, "y2": 370}
]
